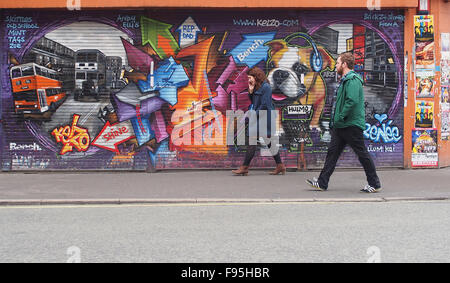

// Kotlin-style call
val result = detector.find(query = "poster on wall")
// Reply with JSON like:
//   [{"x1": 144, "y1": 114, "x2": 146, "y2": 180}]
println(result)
[
  {"x1": 415, "y1": 41, "x2": 435, "y2": 69},
  {"x1": 441, "y1": 86, "x2": 450, "y2": 140},
  {"x1": 441, "y1": 33, "x2": 450, "y2": 87},
  {"x1": 440, "y1": 34, "x2": 450, "y2": 140},
  {"x1": 442, "y1": 86, "x2": 450, "y2": 107},
  {"x1": 441, "y1": 110, "x2": 450, "y2": 140},
  {"x1": 441, "y1": 33, "x2": 450, "y2": 86},
  {"x1": 415, "y1": 15, "x2": 434, "y2": 69},
  {"x1": 415, "y1": 15, "x2": 434, "y2": 42},
  {"x1": 415, "y1": 101, "x2": 434, "y2": 128},
  {"x1": 441, "y1": 33, "x2": 450, "y2": 59},
  {"x1": 412, "y1": 129, "x2": 438, "y2": 167},
  {"x1": 415, "y1": 69, "x2": 435, "y2": 98},
  {"x1": 442, "y1": 59, "x2": 450, "y2": 85}
]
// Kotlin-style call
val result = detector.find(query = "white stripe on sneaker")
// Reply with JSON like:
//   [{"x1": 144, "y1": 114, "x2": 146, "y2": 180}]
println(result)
[{"x1": 361, "y1": 185, "x2": 381, "y2": 193}]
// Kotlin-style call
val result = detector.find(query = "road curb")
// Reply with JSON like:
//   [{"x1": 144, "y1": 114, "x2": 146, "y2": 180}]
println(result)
[
  {"x1": 0, "y1": 197, "x2": 448, "y2": 206},
  {"x1": 382, "y1": 197, "x2": 449, "y2": 202},
  {"x1": 313, "y1": 198, "x2": 385, "y2": 202}
]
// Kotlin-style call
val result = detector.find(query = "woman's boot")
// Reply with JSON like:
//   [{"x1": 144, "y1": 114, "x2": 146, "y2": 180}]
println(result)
[
  {"x1": 270, "y1": 163, "x2": 286, "y2": 175},
  {"x1": 232, "y1": 165, "x2": 249, "y2": 176}
]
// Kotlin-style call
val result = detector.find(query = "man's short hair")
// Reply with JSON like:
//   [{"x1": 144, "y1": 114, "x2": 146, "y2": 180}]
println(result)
[{"x1": 339, "y1": 52, "x2": 355, "y2": 70}]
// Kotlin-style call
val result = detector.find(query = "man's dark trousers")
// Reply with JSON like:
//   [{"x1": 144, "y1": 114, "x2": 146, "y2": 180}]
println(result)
[{"x1": 318, "y1": 126, "x2": 381, "y2": 190}]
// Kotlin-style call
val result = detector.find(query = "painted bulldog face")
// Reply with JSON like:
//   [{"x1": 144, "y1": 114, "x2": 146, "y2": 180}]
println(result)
[
  {"x1": 266, "y1": 39, "x2": 334, "y2": 104},
  {"x1": 267, "y1": 45, "x2": 308, "y2": 99}
]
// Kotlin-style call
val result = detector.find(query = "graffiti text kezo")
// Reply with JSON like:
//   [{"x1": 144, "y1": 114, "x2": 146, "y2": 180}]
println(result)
[{"x1": 51, "y1": 114, "x2": 90, "y2": 155}]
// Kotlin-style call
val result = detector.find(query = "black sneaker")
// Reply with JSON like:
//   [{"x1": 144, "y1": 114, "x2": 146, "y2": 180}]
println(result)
[
  {"x1": 306, "y1": 177, "x2": 326, "y2": 191},
  {"x1": 360, "y1": 184, "x2": 382, "y2": 193}
]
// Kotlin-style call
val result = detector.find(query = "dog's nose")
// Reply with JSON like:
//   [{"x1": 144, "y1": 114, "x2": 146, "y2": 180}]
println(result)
[{"x1": 273, "y1": 70, "x2": 290, "y2": 86}]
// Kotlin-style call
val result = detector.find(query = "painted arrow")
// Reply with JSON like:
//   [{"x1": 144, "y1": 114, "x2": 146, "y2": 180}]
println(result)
[
  {"x1": 130, "y1": 115, "x2": 155, "y2": 146},
  {"x1": 92, "y1": 121, "x2": 135, "y2": 153},
  {"x1": 141, "y1": 16, "x2": 179, "y2": 59},
  {"x1": 229, "y1": 32, "x2": 276, "y2": 68},
  {"x1": 137, "y1": 57, "x2": 189, "y2": 105},
  {"x1": 175, "y1": 16, "x2": 201, "y2": 48},
  {"x1": 226, "y1": 65, "x2": 249, "y2": 96},
  {"x1": 121, "y1": 37, "x2": 154, "y2": 74}
]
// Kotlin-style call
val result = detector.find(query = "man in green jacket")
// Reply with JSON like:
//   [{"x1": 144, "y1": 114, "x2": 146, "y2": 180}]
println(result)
[{"x1": 307, "y1": 52, "x2": 381, "y2": 193}]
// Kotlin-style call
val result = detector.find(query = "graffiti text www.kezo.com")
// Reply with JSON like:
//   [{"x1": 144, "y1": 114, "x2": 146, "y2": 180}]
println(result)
[{"x1": 232, "y1": 19, "x2": 299, "y2": 27}]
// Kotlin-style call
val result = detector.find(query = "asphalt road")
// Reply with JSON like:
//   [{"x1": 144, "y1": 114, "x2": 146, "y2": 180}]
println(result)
[{"x1": 0, "y1": 201, "x2": 449, "y2": 263}]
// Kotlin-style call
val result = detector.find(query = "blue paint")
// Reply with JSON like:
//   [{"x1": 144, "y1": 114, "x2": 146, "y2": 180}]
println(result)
[{"x1": 229, "y1": 32, "x2": 276, "y2": 68}]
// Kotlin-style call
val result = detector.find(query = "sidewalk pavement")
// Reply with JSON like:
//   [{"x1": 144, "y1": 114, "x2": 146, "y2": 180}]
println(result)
[{"x1": 0, "y1": 167, "x2": 449, "y2": 205}]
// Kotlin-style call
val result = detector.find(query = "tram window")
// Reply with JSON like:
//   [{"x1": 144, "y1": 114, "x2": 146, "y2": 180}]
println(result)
[
  {"x1": 11, "y1": 68, "x2": 22, "y2": 78},
  {"x1": 41, "y1": 69, "x2": 48, "y2": 78},
  {"x1": 22, "y1": 66, "x2": 35, "y2": 77},
  {"x1": 87, "y1": 54, "x2": 97, "y2": 62},
  {"x1": 77, "y1": 54, "x2": 87, "y2": 61},
  {"x1": 48, "y1": 88, "x2": 61, "y2": 96},
  {"x1": 13, "y1": 90, "x2": 37, "y2": 101},
  {"x1": 76, "y1": 72, "x2": 86, "y2": 80},
  {"x1": 87, "y1": 73, "x2": 97, "y2": 80},
  {"x1": 35, "y1": 67, "x2": 42, "y2": 76}
]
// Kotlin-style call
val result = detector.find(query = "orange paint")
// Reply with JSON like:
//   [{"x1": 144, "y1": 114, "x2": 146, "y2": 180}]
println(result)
[
  {"x1": 51, "y1": 114, "x2": 90, "y2": 155},
  {"x1": 169, "y1": 37, "x2": 228, "y2": 154},
  {"x1": 175, "y1": 36, "x2": 216, "y2": 109},
  {"x1": 157, "y1": 34, "x2": 176, "y2": 58},
  {"x1": 403, "y1": 7, "x2": 416, "y2": 168}
]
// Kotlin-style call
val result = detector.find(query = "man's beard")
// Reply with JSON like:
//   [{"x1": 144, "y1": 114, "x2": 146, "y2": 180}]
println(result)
[{"x1": 337, "y1": 66, "x2": 343, "y2": 76}]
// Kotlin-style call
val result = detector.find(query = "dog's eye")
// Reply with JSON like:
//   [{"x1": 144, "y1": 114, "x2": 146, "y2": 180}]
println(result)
[
  {"x1": 268, "y1": 61, "x2": 276, "y2": 69},
  {"x1": 293, "y1": 63, "x2": 310, "y2": 75}
]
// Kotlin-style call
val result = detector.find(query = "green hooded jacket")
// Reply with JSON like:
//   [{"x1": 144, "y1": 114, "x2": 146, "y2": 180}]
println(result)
[{"x1": 333, "y1": 70, "x2": 366, "y2": 130}]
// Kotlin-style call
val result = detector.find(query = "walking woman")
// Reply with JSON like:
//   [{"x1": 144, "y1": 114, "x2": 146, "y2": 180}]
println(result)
[{"x1": 232, "y1": 66, "x2": 286, "y2": 176}]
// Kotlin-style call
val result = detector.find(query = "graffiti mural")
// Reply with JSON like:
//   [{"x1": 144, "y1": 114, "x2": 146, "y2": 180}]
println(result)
[
  {"x1": 51, "y1": 114, "x2": 90, "y2": 155},
  {"x1": 0, "y1": 9, "x2": 405, "y2": 170}
]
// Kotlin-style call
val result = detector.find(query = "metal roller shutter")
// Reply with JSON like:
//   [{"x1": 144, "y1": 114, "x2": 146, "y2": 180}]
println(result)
[{"x1": 1, "y1": 9, "x2": 405, "y2": 171}]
